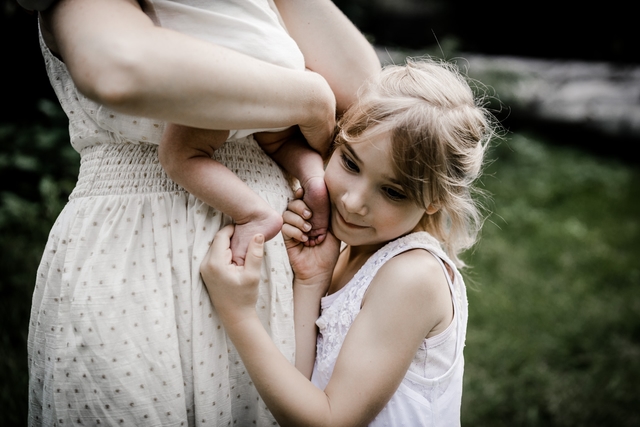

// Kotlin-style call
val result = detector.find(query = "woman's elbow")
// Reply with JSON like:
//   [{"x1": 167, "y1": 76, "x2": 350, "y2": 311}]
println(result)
[{"x1": 70, "y1": 40, "x2": 149, "y2": 110}]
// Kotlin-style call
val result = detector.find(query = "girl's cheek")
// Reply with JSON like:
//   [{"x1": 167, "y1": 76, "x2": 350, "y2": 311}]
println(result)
[{"x1": 324, "y1": 159, "x2": 341, "y2": 193}]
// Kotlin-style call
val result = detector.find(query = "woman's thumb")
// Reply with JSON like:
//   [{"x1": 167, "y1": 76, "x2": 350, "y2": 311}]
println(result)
[{"x1": 244, "y1": 234, "x2": 265, "y2": 272}]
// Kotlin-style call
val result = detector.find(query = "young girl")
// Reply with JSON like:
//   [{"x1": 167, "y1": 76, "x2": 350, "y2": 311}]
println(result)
[{"x1": 200, "y1": 57, "x2": 495, "y2": 426}]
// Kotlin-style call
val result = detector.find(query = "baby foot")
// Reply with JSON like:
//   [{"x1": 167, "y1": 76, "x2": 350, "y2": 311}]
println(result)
[
  {"x1": 231, "y1": 208, "x2": 283, "y2": 266},
  {"x1": 301, "y1": 175, "x2": 330, "y2": 246}
]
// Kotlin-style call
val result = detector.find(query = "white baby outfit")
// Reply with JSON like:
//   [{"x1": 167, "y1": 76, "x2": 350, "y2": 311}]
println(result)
[
  {"x1": 311, "y1": 232, "x2": 468, "y2": 426},
  {"x1": 142, "y1": 0, "x2": 305, "y2": 139},
  {"x1": 28, "y1": 1, "x2": 303, "y2": 426}
]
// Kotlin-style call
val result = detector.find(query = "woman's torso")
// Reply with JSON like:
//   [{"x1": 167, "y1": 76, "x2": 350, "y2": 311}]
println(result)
[{"x1": 29, "y1": 1, "x2": 302, "y2": 425}]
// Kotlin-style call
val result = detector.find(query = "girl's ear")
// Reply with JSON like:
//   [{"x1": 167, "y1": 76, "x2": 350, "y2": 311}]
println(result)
[{"x1": 426, "y1": 204, "x2": 440, "y2": 215}]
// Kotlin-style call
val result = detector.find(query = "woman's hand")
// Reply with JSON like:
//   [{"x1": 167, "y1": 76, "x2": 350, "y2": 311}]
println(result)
[
  {"x1": 283, "y1": 188, "x2": 340, "y2": 286},
  {"x1": 200, "y1": 224, "x2": 265, "y2": 324},
  {"x1": 297, "y1": 71, "x2": 336, "y2": 156}
]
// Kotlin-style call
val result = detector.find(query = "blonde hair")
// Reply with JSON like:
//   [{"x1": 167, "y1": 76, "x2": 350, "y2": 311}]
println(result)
[{"x1": 334, "y1": 57, "x2": 496, "y2": 267}]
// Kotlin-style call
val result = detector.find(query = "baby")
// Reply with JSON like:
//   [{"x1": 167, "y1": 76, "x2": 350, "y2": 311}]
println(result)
[{"x1": 159, "y1": 124, "x2": 329, "y2": 265}]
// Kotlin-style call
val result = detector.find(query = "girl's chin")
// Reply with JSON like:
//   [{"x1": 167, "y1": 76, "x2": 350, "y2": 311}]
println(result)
[
  {"x1": 331, "y1": 222, "x2": 378, "y2": 249},
  {"x1": 330, "y1": 221, "x2": 357, "y2": 245}
]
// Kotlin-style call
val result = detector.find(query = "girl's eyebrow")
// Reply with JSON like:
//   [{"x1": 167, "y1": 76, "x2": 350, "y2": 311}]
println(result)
[
  {"x1": 343, "y1": 143, "x2": 361, "y2": 163},
  {"x1": 345, "y1": 142, "x2": 403, "y2": 186}
]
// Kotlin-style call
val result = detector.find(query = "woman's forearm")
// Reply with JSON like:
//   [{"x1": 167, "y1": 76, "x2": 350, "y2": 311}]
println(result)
[{"x1": 43, "y1": 0, "x2": 336, "y2": 135}]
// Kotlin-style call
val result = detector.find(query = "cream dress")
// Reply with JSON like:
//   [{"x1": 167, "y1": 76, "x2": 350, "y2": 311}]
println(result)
[{"x1": 28, "y1": 1, "x2": 303, "y2": 426}]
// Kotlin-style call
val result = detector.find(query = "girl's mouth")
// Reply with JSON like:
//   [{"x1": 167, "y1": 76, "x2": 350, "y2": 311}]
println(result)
[{"x1": 335, "y1": 209, "x2": 368, "y2": 230}]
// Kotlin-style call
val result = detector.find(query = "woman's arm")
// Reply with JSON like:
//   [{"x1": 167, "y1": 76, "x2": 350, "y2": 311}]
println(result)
[
  {"x1": 201, "y1": 227, "x2": 451, "y2": 427},
  {"x1": 41, "y1": 0, "x2": 336, "y2": 148},
  {"x1": 274, "y1": 0, "x2": 381, "y2": 114}
]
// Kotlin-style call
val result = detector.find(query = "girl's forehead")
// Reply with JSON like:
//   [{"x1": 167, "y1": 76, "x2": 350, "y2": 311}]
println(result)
[
  {"x1": 346, "y1": 137, "x2": 398, "y2": 176},
  {"x1": 352, "y1": 133, "x2": 393, "y2": 156}
]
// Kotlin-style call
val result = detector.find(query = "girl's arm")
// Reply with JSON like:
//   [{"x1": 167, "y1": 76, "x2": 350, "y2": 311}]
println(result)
[
  {"x1": 274, "y1": 0, "x2": 381, "y2": 114},
  {"x1": 291, "y1": 264, "x2": 331, "y2": 378},
  {"x1": 279, "y1": 193, "x2": 341, "y2": 376},
  {"x1": 40, "y1": 0, "x2": 336, "y2": 150},
  {"x1": 201, "y1": 227, "x2": 452, "y2": 427}
]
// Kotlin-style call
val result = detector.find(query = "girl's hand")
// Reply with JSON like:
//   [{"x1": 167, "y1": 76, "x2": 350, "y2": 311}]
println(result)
[
  {"x1": 200, "y1": 224, "x2": 265, "y2": 324},
  {"x1": 283, "y1": 188, "x2": 340, "y2": 285}
]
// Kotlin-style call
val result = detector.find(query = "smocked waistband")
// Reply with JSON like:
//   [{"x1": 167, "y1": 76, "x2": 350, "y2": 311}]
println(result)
[{"x1": 69, "y1": 143, "x2": 182, "y2": 199}]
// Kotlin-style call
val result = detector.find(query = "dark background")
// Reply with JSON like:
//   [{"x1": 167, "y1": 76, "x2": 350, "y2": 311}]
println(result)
[
  {"x1": 3, "y1": 0, "x2": 637, "y2": 123},
  {"x1": 1, "y1": 1, "x2": 638, "y2": 426},
  {"x1": 335, "y1": 0, "x2": 636, "y2": 63}
]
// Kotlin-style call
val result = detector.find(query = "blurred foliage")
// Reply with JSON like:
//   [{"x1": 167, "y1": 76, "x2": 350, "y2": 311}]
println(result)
[
  {"x1": 463, "y1": 135, "x2": 640, "y2": 426},
  {"x1": 0, "y1": 99, "x2": 77, "y2": 426}
]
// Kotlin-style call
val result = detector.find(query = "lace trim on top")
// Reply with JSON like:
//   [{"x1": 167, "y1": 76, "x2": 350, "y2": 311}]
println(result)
[{"x1": 314, "y1": 232, "x2": 467, "y2": 391}]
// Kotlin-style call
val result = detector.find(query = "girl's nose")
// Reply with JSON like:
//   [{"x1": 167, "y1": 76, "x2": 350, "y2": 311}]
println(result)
[{"x1": 341, "y1": 189, "x2": 368, "y2": 216}]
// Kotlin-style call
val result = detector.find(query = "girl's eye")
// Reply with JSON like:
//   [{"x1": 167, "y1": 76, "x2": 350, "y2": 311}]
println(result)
[
  {"x1": 341, "y1": 153, "x2": 359, "y2": 172},
  {"x1": 383, "y1": 187, "x2": 407, "y2": 201}
]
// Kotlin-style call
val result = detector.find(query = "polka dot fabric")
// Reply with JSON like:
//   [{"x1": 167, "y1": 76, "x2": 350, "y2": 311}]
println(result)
[{"x1": 28, "y1": 27, "x2": 294, "y2": 426}]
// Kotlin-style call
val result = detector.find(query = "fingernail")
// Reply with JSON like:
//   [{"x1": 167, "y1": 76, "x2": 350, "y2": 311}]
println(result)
[
  {"x1": 303, "y1": 222, "x2": 312, "y2": 231},
  {"x1": 303, "y1": 210, "x2": 311, "y2": 218},
  {"x1": 254, "y1": 234, "x2": 264, "y2": 243}
]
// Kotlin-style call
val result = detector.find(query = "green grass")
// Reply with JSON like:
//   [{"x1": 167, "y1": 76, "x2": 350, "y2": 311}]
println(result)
[
  {"x1": 1, "y1": 103, "x2": 639, "y2": 426},
  {"x1": 462, "y1": 134, "x2": 640, "y2": 426}
]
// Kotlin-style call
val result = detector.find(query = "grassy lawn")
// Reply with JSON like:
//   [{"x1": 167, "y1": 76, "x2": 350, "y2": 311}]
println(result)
[
  {"x1": 1, "y1": 103, "x2": 639, "y2": 426},
  {"x1": 462, "y1": 133, "x2": 640, "y2": 426}
]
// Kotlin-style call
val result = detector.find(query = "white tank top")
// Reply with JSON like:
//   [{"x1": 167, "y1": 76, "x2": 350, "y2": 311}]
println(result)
[{"x1": 311, "y1": 232, "x2": 468, "y2": 426}]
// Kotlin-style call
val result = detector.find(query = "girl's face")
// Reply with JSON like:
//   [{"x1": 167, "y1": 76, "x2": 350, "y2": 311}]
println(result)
[{"x1": 325, "y1": 133, "x2": 428, "y2": 253}]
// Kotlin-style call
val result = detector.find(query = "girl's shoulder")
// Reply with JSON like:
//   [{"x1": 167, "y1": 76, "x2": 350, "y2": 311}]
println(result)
[
  {"x1": 372, "y1": 247, "x2": 448, "y2": 296},
  {"x1": 367, "y1": 231, "x2": 451, "y2": 292},
  {"x1": 362, "y1": 245, "x2": 454, "y2": 340}
]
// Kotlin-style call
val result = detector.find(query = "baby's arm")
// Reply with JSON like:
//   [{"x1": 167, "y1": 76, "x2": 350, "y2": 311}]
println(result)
[
  {"x1": 159, "y1": 124, "x2": 282, "y2": 266},
  {"x1": 255, "y1": 128, "x2": 330, "y2": 245}
]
